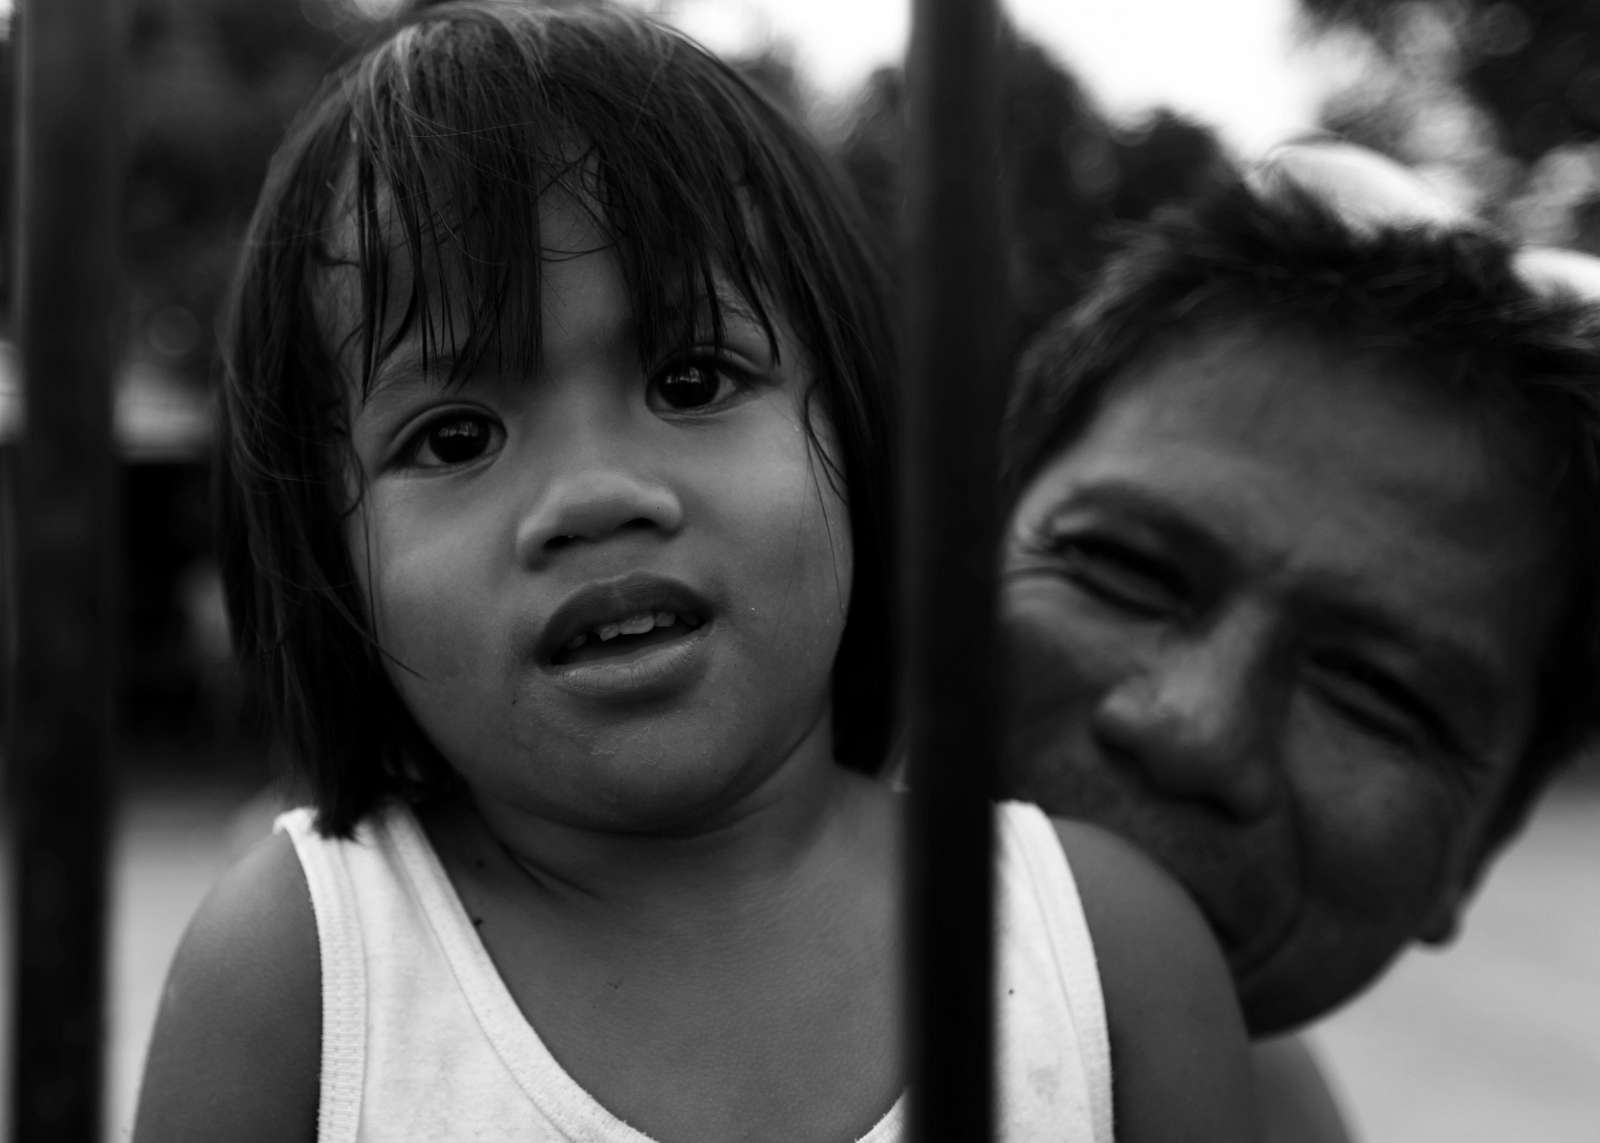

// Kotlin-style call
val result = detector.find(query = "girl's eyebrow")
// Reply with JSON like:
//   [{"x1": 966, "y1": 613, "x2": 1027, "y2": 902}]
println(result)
[
  {"x1": 359, "y1": 360, "x2": 450, "y2": 416},
  {"x1": 680, "y1": 287, "x2": 782, "y2": 365},
  {"x1": 655, "y1": 274, "x2": 765, "y2": 332},
  {"x1": 631, "y1": 281, "x2": 777, "y2": 366}
]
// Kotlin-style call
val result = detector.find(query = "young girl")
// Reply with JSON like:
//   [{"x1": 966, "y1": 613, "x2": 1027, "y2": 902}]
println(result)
[{"x1": 132, "y1": 4, "x2": 1258, "y2": 1140}]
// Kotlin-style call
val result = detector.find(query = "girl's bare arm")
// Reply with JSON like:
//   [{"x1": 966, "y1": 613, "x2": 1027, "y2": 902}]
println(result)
[
  {"x1": 132, "y1": 831, "x2": 320, "y2": 1143},
  {"x1": 1253, "y1": 1035, "x2": 1356, "y2": 1143},
  {"x1": 1054, "y1": 818, "x2": 1263, "y2": 1143}
]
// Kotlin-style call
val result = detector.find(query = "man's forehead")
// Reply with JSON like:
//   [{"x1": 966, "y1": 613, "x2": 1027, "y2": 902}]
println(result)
[
  {"x1": 1107, "y1": 320, "x2": 1558, "y2": 471},
  {"x1": 1082, "y1": 321, "x2": 1572, "y2": 567}
]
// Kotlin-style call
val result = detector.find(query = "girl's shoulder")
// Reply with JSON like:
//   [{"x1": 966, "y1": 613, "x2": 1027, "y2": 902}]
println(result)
[
  {"x1": 132, "y1": 829, "x2": 320, "y2": 1143},
  {"x1": 1043, "y1": 815, "x2": 1204, "y2": 930},
  {"x1": 1253, "y1": 1035, "x2": 1356, "y2": 1143},
  {"x1": 1042, "y1": 814, "x2": 1262, "y2": 1143}
]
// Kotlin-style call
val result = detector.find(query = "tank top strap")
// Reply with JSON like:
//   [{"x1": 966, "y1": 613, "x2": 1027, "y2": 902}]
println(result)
[
  {"x1": 995, "y1": 800, "x2": 1114, "y2": 1143},
  {"x1": 275, "y1": 807, "x2": 367, "y2": 1143}
]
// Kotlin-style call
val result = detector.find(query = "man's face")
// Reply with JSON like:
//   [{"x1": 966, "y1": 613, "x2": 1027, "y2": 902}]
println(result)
[{"x1": 1000, "y1": 325, "x2": 1571, "y2": 1033}]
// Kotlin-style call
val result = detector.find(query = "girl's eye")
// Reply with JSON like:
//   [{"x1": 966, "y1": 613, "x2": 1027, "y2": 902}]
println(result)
[
  {"x1": 399, "y1": 412, "x2": 501, "y2": 468},
  {"x1": 1046, "y1": 535, "x2": 1188, "y2": 619},
  {"x1": 647, "y1": 360, "x2": 741, "y2": 412}
]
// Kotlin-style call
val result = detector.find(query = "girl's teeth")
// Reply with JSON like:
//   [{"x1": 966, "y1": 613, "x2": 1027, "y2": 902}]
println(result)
[
  {"x1": 574, "y1": 611, "x2": 694, "y2": 649},
  {"x1": 618, "y1": 613, "x2": 656, "y2": 636}
]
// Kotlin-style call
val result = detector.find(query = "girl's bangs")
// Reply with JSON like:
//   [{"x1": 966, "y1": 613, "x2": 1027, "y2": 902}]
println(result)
[{"x1": 334, "y1": 14, "x2": 787, "y2": 398}]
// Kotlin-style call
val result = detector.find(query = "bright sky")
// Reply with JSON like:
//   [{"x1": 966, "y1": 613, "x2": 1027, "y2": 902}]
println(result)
[
  {"x1": 654, "y1": 0, "x2": 1334, "y2": 156},
  {"x1": 0, "y1": 0, "x2": 1336, "y2": 157}
]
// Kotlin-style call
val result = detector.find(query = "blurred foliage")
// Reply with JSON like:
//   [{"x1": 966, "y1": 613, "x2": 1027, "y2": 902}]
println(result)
[
  {"x1": 0, "y1": 0, "x2": 379, "y2": 383},
  {"x1": 3, "y1": 0, "x2": 1598, "y2": 382},
  {"x1": 1305, "y1": 0, "x2": 1600, "y2": 162},
  {"x1": 833, "y1": 26, "x2": 1230, "y2": 345},
  {"x1": 1303, "y1": 0, "x2": 1600, "y2": 249}
]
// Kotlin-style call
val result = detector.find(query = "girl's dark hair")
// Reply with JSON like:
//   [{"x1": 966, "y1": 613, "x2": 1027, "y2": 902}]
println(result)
[
  {"x1": 1004, "y1": 172, "x2": 1600, "y2": 852},
  {"x1": 217, "y1": 0, "x2": 898, "y2": 835}
]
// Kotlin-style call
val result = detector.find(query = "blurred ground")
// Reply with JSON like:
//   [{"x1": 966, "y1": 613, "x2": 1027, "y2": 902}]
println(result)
[
  {"x1": 1, "y1": 752, "x2": 1595, "y2": 1141},
  {"x1": 1313, "y1": 764, "x2": 1600, "y2": 1142},
  {"x1": 0, "y1": 746, "x2": 270, "y2": 1142}
]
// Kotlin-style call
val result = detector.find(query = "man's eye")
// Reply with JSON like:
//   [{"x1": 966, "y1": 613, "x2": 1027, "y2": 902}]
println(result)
[
  {"x1": 1308, "y1": 655, "x2": 1448, "y2": 750},
  {"x1": 1048, "y1": 536, "x2": 1187, "y2": 617},
  {"x1": 647, "y1": 360, "x2": 740, "y2": 412},
  {"x1": 400, "y1": 413, "x2": 500, "y2": 468}
]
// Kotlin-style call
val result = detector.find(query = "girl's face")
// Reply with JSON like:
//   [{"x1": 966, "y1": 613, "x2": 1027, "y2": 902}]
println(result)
[{"x1": 338, "y1": 198, "x2": 853, "y2": 831}]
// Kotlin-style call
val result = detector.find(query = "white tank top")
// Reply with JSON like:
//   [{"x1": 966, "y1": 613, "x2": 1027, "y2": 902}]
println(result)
[{"x1": 278, "y1": 799, "x2": 1112, "y2": 1142}]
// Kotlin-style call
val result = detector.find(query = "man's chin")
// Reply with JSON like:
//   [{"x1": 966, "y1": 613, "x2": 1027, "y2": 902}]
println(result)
[{"x1": 1233, "y1": 942, "x2": 1399, "y2": 1036}]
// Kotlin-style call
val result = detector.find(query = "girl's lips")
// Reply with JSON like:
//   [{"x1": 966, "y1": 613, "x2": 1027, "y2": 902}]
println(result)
[
  {"x1": 535, "y1": 572, "x2": 716, "y2": 700},
  {"x1": 543, "y1": 617, "x2": 713, "y2": 701},
  {"x1": 535, "y1": 573, "x2": 713, "y2": 665}
]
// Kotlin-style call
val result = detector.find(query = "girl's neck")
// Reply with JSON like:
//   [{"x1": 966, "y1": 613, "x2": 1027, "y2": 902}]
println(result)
[
  {"x1": 414, "y1": 733, "x2": 906, "y2": 1143},
  {"x1": 428, "y1": 726, "x2": 891, "y2": 930}
]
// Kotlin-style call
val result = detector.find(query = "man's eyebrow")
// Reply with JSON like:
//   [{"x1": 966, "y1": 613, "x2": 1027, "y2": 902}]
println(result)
[
  {"x1": 1050, "y1": 480, "x2": 1503, "y2": 724},
  {"x1": 1307, "y1": 589, "x2": 1502, "y2": 718},
  {"x1": 1043, "y1": 482, "x2": 1236, "y2": 564}
]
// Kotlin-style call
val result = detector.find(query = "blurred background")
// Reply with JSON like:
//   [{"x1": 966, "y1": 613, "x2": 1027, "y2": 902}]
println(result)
[{"x1": 0, "y1": 0, "x2": 1596, "y2": 1138}]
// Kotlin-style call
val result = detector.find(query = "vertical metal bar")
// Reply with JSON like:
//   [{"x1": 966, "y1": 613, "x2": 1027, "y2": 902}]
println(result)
[
  {"x1": 902, "y1": 0, "x2": 1007, "y2": 1139},
  {"x1": 5, "y1": 0, "x2": 123, "y2": 1138}
]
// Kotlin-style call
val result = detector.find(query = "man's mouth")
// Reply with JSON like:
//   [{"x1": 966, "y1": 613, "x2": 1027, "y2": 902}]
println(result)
[{"x1": 1180, "y1": 849, "x2": 1302, "y2": 982}]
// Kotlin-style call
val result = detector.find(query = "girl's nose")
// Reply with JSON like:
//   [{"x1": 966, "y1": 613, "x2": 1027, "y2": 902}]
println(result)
[
  {"x1": 1090, "y1": 630, "x2": 1281, "y2": 823},
  {"x1": 513, "y1": 460, "x2": 684, "y2": 567}
]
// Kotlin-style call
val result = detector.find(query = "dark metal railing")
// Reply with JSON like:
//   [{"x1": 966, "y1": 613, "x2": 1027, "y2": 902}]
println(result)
[
  {"x1": 902, "y1": 0, "x2": 1008, "y2": 1139},
  {"x1": 5, "y1": 0, "x2": 124, "y2": 1139}
]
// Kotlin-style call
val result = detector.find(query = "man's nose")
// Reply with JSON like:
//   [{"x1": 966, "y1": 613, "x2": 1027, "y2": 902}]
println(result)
[{"x1": 1090, "y1": 624, "x2": 1282, "y2": 822}]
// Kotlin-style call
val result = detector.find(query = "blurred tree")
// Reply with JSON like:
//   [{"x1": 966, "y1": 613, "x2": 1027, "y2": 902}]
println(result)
[
  {"x1": 1305, "y1": 0, "x2": 1600, "y2": 164},
  {"x1": 834, "y1": 26, "x2": 1228, "y2": 344},
  {"x1": 0, "y1": 0, "x2": 381, "y2": 748},
  {"x1": 1108, "y1": 111, "x2": 1235, "y2": 225},
  {"x1": 1303, "y1": 0, "x2": 1600, "y2": 247},
  {"x1": 0, "y1": 0, "x2": 377, "y2": 382}
]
